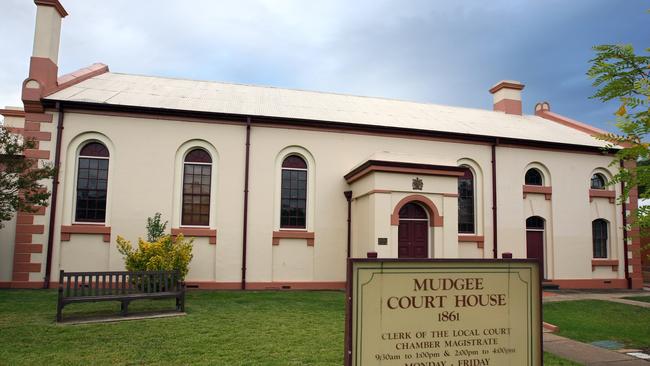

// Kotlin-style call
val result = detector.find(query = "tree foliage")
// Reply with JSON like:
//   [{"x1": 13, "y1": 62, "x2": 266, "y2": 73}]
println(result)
[
  {"x1": 0, "y1": 124, "x2": 56, "y2": 228},
  {"x1": 587, "y1": 44, "x2": 649, "y2": 231}
]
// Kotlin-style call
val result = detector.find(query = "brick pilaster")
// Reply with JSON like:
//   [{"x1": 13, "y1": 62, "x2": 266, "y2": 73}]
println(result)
[
  {"x1": 6, "y1": 111, "x2": 53, "y2": 287},
  {"x1": 624, "y1": 160, "x2": 644, "y2": 289}
]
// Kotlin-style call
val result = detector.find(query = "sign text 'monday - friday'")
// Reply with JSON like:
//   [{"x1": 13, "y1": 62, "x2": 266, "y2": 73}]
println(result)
[{"x1": 386, "y1": 277, "x2": 507, "y2": 310}]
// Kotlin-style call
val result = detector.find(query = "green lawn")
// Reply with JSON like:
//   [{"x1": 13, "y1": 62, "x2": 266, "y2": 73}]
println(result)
[
  {"x1": 622, "y1": 295, "x2": 650, "y2": 304},
  {"x1": 543, "y1": 352, "x2": 582, "y2": 365},
  {"x1": 0, "y1": 290, "x2": 579, "y2": 365},
  {"x1": 544, "y1": 300, "x2": 650, "y2": 349}
]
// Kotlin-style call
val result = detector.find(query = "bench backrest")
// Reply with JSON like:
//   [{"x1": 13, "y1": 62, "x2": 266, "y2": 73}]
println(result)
[{"x1": 58, "y1": 270, "x2": 183, "y2": 298}]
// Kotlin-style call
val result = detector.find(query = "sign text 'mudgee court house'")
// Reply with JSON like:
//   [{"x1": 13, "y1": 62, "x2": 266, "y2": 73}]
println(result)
[{"x1": 345, "y1": 259, "x2": 542, "y2": 366}]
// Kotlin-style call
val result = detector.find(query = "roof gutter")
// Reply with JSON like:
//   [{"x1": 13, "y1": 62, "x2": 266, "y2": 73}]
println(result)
[{"x1": 43, "y1": 102, "x2": 64, "y2": 288}]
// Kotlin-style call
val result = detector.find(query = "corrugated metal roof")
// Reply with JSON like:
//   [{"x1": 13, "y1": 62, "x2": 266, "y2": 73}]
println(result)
[{"x1": 45, "y1": 72, "x2": 609, "y2": 148}]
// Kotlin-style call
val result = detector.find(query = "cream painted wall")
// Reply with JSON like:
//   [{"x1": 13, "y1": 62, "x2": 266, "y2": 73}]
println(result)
[
  {"x1": 496, "y1": 146, "x2": 623, "y2": 281},
  {"x1": 35, "y1": 110, "x2": 623, "y2": 285},
  {"x1": 247, "y1": 126, "x2": 493, "y2": 282},
  {"x1": 52, "y1": 112, "x2": 246, "y2": 282},
  {"x1": 0, "y1": 216, "x2": 17, "y2": 281}
]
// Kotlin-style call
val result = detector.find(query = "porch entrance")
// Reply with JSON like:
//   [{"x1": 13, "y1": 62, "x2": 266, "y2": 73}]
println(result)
[{"x1": 398, "y1": 202, "x2": 429, "y2": 258}]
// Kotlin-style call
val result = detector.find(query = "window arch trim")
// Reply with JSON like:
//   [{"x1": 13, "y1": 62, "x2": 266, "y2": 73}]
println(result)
[
  {"x1": 274, "y1": 146, "x2": 316, "y2": 232},
  {"x1": 181, "y1": 149, "x2": 213, "y2": 227},
  {"x1": 280, "y1": 154, "x2": 308, "y2": 229},
  {"x1": 391, "y1": 195, "x2": 443, "y2": 227},
  {"x1": 523, "y1": 163, "x2": 552, "y2": 200},
  {"x1": 75, "y1": 141, "x2": 110, "y2": 223},
  {"x1": 66, "y1": 135, "x2": 115, "y2": 226},
  {"x1": 588, "y1": 168, "x2": 616, "y2": 203},
  {"x1": 525, "y1": 168, "x2": 544, "y2": 186},
  {"x1": 172, "y1": 140, "x2": 219, "y2": 230}
]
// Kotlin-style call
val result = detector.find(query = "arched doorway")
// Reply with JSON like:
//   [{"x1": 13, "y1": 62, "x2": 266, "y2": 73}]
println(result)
[
  {"x1": 526, "y1": 216, "x2": 546, "y2": 278},
  {"x1": 398, "y1": 202, "x2": 429, "y2": 258}
]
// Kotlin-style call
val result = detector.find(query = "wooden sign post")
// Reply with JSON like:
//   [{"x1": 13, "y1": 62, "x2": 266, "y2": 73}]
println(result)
[{"x1": 345, "y1": 259, "x2": 542, "y2": 366}]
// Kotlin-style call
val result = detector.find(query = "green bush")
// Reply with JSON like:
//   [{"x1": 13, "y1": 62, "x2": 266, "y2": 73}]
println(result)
[
  {"x1": 116, "y1": 234, "x2": 193, "y2": 280},
  {"x1": 146, "y1": 212, "x2": 168, "y2": 242}
]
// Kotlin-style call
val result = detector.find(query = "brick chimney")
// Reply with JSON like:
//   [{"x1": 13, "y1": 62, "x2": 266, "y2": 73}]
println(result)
[
  {"x1": 22, "y1": 0, "x2": 68, "y2": 112},
  {"x1": 489, "y1": 80, "x2": 525, "y2": 115}
]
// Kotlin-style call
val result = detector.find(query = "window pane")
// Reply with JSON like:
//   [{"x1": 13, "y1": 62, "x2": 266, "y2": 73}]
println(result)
[
  {"x1": 185, "y1": 148, "x2": 212, "y2": 163},
  {"x1": 525, "y1": 169, "x2": 543, "y2": 186},
  {"x1": 182, "y1": 162, "x2": 212, "y2": 226},
  {"x1": 79, "y1": 142, "x2": 109, "y2": 157},
  {"x1": 591, "y1": 174, "x2": 606, "y2": 189},
  {"x1": 282, "y1": 155, "x2": 307, "y2": 169},
  {"x1": 526, "y1": 216, "x2": 545, "y2": 230},
  {"x1": 592, "y1": 219, "x2": 608, "y2": 258},
  {"x1": 280, "y1": 166, "x2": 307, "y2": 229},
  {"x1": 75, "y1": 157, "x2": 109, "y2": 223},
  {"x1": 458, "y1": 170, "x2": 475, "y2": 234}
]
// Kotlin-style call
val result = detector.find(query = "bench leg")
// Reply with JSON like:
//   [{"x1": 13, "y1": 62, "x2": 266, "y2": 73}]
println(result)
[
  {"x1": 56, "y1": 302, "x2": 63, "y2": 322},
  {"x1": 121, "y1": 301, "x2": 130, "y2": 316},
  {"x1": 176, "y1": 295, "x2": 185, "y2": 312}
]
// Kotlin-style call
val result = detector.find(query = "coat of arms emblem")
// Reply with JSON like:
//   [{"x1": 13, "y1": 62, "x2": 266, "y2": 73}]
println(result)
[{"x1": 412, "y1": 177, "x2": 423, "y2": 190}]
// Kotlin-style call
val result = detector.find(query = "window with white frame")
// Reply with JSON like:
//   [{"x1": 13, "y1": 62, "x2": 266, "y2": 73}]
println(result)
[
  {"x1": 75, "y1": 142, "x2": 109, "y2": 223},
  {"x1": 592, "y1": 219, "x2": 609, "y2": 258},
  {"x1": 181, "y1": 148, "x2": 212, "y2": 226},
  {"x1": 280, "y1": 155, "x2": 308, "y2": 229}
]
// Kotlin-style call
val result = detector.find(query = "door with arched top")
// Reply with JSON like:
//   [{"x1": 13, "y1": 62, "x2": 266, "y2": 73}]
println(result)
[
  {"x1": 398, "y1": 202, "x2": 429, "y2": 258},
  {"x1": 526, "y1": 216, "x2": 546, "y2": 278}
]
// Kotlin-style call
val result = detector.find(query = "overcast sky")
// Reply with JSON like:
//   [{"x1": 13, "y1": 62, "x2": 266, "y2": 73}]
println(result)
[{"x1": 1, "y1": 1, "x2": 648, "y2": 132}]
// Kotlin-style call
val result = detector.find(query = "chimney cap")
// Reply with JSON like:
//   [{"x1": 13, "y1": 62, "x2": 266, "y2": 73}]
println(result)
[
  {"x1": 489, "y1": 80, "x2": 525, "y2": 94},
  {"x1": 34, "y1": 0, "x2": 68, "y2": 18}
]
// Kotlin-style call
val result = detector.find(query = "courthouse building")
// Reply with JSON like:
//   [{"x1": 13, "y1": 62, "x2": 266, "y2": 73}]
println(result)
[{"x1": 0, "y1": 0, "x2": 644, "y2": 290}]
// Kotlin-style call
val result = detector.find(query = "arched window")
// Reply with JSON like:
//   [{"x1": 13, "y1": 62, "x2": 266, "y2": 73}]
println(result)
[
  {"x1": 592, "y1": 219, "x2": 608, "y2": 258},
  {"x1": 458, "y1": 167, "x2": 475, "y2": 234},
  {"x1": 526, "y1": 216, "x2": 545, "y2": 230},
  {"x1": 591, "y1": 173, "x2": 607, "y2": 189},
  {"x1": 525, "y1": 168, "x2": 543, "y2": 186},
  {"x1": 281, "y1": 155, "x2": 307, "y2": 229},
  {"x1": 182, "y1": 148, "x2": 212, "y2": 226},
  {"x1": 75, "y1": 142, "x2": 109, "y2": 222}
]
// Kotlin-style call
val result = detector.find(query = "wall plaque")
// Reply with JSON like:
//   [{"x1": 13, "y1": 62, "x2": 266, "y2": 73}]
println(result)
[
  {"x1": 345, "y1": 259, "x2": 541, "y2": 366},
  {"x1": 378, "y1": 238, "x2": 388, "y2": 245}
]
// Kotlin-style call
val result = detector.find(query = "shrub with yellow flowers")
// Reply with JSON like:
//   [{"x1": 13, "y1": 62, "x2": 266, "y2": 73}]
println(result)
[{"x1": 116, "y1": 234, "x2": 193, "y2": 280}]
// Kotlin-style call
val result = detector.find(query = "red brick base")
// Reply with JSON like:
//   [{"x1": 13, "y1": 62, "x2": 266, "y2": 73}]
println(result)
[{"x1": 545, "y1": 279, "x2": 629, "y2": 289}]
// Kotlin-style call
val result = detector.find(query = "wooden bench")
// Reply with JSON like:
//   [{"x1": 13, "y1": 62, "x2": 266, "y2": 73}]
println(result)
[{"x1": 57, "y1": 270, "x2": 185, "y2": 322}]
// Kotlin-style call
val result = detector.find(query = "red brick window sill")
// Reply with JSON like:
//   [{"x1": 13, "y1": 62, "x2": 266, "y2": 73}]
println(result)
[
  {"x1": 458, "y1": 235, "x2": 485, "y2": 249},
  {"x1": 61, "y1": 224, "x2": 111, "y2": 243},
  {"x1": 171, "y1": 227, "x2": 217, "y2": 245},
  {"x1": 272, "y1": 231, "x2": 315, "y2": 246},
  {"x1": 591, "y1": 259, "x2": 618, "y2": 271},
  {"x1": 522, "y1": 185, "x2": 552, "y2": 200},
  {"x1": 589, "y1": 189, "x2": 616, "y2": 203}
]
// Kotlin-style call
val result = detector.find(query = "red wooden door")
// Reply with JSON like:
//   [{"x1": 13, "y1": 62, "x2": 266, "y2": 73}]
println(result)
[
  {"x1": 398, "y1": 203, "x2": 429, "y2": 258},
  {"x1": 526, "y1": 230, "x2": 544, "y2": 278}
]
